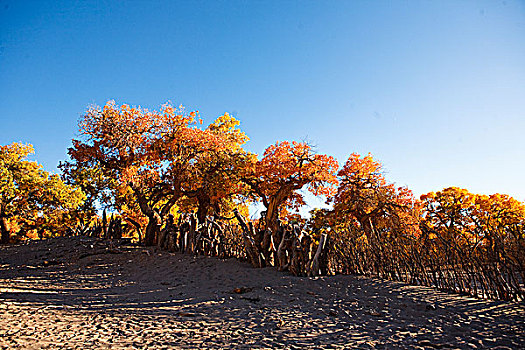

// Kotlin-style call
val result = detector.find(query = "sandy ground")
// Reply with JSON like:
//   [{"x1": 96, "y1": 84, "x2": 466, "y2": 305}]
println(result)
[{"x1": 0, "y1": 236, "x2": 523, "y2": 349}]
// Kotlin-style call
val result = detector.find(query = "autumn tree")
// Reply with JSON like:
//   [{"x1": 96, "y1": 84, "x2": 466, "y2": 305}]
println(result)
[
  {"x1": 333, "y1": 153, "x2": 419, "y2": 237},
  {"x1": 419, "y1": 187, "x2": 476, "y2": 245},
  {"x1": 242, "y1": 141, "x2": 338, "y2": 243},
  {"x1": 180, "y1": 113, "x2": 254, "y2": 223},
  {"x1": 331, "y1": 153, "x2": 420, "y2": 276},
  {"x1": 420, "y1": 187, "x2": 525, "y2": 299},
  {"x1": 69, "y1": 101, "x2": 206, "y2": 245},
  {"x1": 70, "y1": 101, "x2": 257, "y2": 245},
  {"x1": 0, "y1": 143, "x2": 85, "y2": 243},
  {"x1": 473, "y1": 193, "x2": 525, "y2": 290}
]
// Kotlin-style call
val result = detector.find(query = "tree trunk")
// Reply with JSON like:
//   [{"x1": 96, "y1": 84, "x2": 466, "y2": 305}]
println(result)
[
  {"x1": 102, "y1": 209, "x2": 108, "y2": 239},
  {"x1": 126, "y1": 217, "x2": 143, "y2": 244},
  {"x1": 265, "y1": 198, "x2": 281, "y2": 239},
  {"x1": 308, "y1": 233, "x2": 328, "y2": 277},
  {"x1": 144, "y1": 212, "x2": 161, "y2": 246},
  {"x1": 0, "y1": 216, "x2": 10, "y2": 244},
  {"x1": 196, "y1": 193, "x2": 211, "y2": 225},
  {"x1": 158, "y1": 214, "x2": 174, "y2": 250},
  {"x1": 233, "y1": 209, "x2": 262, "y2": 267},
  {"x1": 260, "y1": 229, "x2": 273, "y2": 266},
  {"x1": 186, "y1": 215, "x2": 197, "y2": 253},
  {"x1": 276, "y1": 228, "x2": 288, "y2": 270}
]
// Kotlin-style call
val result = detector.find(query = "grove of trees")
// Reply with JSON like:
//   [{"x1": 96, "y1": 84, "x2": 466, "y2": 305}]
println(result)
[
  {"x1": 0, "y1": 143, "x2": 84, "y2": 243},
  {"x1": 1, "y1": 100, "x2": 524, "y2": 301}
]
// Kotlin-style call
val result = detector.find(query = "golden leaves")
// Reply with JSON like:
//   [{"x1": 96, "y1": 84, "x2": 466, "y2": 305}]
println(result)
[
  {"x1": 1, "y1": 143, "x2": 85, "y2": 240},
  {"x1": 332, "y1": 152, "x2": 422, "y2": 238}
]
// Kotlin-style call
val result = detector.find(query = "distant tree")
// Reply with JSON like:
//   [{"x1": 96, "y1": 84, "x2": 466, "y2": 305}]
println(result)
[
  {"x1": 420, "y1": 187, "x2": 525, "y2": 289},
  {"x1": 59, "y1": 157, "x2": 117, "y2": 227},
  {"x1": 0, "y1": 143, "x2": 85, "y2": 243}
]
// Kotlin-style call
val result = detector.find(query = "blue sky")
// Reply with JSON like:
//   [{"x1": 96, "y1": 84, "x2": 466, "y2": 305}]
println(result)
[{"x1": 1, "y1": 0, "x2": 524, "y2": 204}]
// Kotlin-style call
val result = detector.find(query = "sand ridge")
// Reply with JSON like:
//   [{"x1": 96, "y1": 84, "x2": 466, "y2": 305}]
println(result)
[{"x1": 0, "y1": 236, "x2": 523, "y2": 349}]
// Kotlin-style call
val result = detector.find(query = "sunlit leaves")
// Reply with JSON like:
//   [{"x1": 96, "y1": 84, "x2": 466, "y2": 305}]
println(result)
[
  {"x1": 70, "y1": 101, "x2": 259, "y2": 243},
  {"x1": 244, "y1": 141, "x2": 338, "y2": 230},
  {"x1": 0, "y1": 143, "x2": 85, "y2": 242},
  {"x1": 333, "y1": 152, "x2": 421, "y2": 238},
  {"x1": 420, "y1": 187, "x2": 525, "y2": 246}
]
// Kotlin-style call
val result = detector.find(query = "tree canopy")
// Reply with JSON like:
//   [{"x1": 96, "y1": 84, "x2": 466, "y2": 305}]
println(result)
[
  {"x1": 0, "y1": 143, "x2": 85, "y2": 243},
  {"x1": 3, "y1": 99, "x2": 524, "y2": 301}
]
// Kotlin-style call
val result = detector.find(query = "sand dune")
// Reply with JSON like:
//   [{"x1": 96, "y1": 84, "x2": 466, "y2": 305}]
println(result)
[{"x1": 0, "y1": 236, "x2": 523, "y2": 349}]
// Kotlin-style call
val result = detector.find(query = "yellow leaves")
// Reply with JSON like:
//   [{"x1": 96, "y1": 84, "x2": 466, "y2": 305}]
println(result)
[
  {"x1": 0, "y1": 142, "x2": 35, "y2": 162},
  {"x1": 207, "y1": 113, "x2": 249, "y2": 150},
  {"x1": 74, "y1": 101, "x2": 261, "y2": 224},
  {"x1": 331, "y1": 152, "x2": 422, "y2": 239},
  {"x1": 338, "y1": 152, "x2": 382, "y2": 181},
  {"x1": 472, "y1": 192, "x2": 525, "y2": 229},
  {"x1": 1, "y1": 142, "x2": 85, "y2": 240},
  {"x1": 420, "y1": 192, "x2": 435, "y2": 201},
  {"x1": 1, "y1": 143, "x2": 38, "y2": 198},
  {"x1": 256, "y1": 141, "x2": 338, "y2": 190},
  {"x1": 420, "y1": 186, "x2": 525, "y2": 246}
]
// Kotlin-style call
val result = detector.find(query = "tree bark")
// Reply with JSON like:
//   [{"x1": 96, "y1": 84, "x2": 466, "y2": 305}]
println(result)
[
  {"x1": 132, "y1": 186, "x2": 164, "y2": 246},
  {"x1": 196, "y1": 193, "x2": 211, "y2": 225},
  {"x1": 276, "y1": 228, "x2": 288, "y2": 270},
  {"x1": 233, "y1": 209, "x2": 262, "y2": 267},
  {"x1": 186, "y1": 215, "x2": 197, "y2": 253},
  {"x1": 308, "y1": 233, "x2": 327, "y2": 277},
  {"x1": 0, "y1": 216, "x2": 10, "y2": 244},
  {"x1": 126, "y1": 217, "x2": 143, "y2": 244},
  {"x1": 144, "y1": 212, "x2": 161, "y2": 246}
]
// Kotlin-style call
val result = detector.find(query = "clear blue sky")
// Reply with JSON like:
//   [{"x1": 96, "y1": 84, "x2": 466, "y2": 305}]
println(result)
[{"x1": 1, "y1": 0, "x2": 524, "y2": 203}]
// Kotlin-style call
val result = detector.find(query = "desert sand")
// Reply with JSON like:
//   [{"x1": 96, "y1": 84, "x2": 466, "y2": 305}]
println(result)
[{"x1": 0, "y1": 236, "x2": 523, "y2": 349}]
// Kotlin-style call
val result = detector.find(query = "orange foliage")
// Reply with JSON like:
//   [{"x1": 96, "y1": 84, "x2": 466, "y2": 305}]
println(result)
[
  {"x1": 333, "y1": 153, "x2": 421, "y2": 238},
  {"x1": 244, "y1": 141, "x2": 338, "y2": 231}
]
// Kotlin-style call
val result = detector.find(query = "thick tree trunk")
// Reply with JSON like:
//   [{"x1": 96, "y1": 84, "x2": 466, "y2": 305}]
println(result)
[
  {"x1": 158, "y1": 214, "x2": 174, "y2": 249},
  {"x1": 289, "y1": 233, "x2": 306, "y2": 276},
  {"x1": 0, "y1": 216, "x2": 10, "y2": 244},
  {"x1": 144, "y1": 213, "x2": 161, "y2": 246},
  {"x1": 265, "y1": 198, "x2": 281, "y2": 239},
  {"x1": 261, "y1": 229, "x2": 273, "y2": 266},
  {"x1": 132, "y1": 187, "x2": 167, "y2": 246},
  {"x1": 196, "y1": 194, "x2": 211, "y2": 225},
  {"x1": 126, "y1": 217, "x2": 143, "y2": 244}
]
